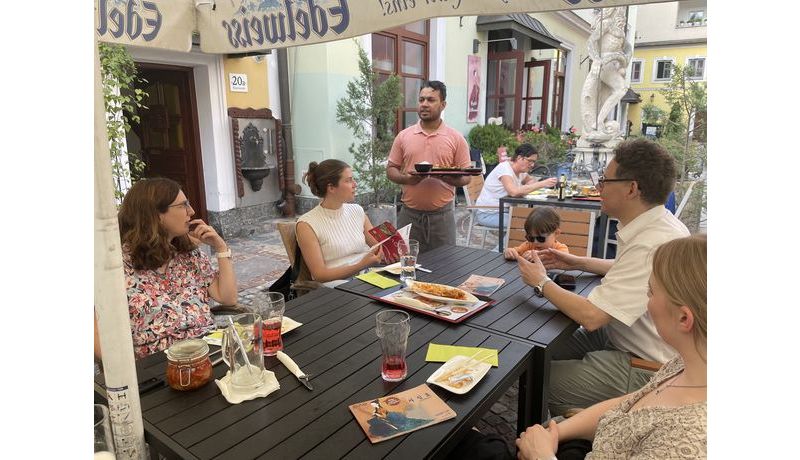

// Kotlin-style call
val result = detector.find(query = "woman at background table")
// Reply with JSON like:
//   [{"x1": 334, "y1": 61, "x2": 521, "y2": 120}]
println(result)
[
  {"x1": 475, "y1": 143, "x2": 557, "y2": 228},
  {"x1": 296, "y1": 159, "x2": 383, "y2": 287},
  {"x1": 516, "y1": 234, "x2": 707, "y2": 459},
  {"x1": 118, "y1": 178, "x2": 237, "y2": 359}
]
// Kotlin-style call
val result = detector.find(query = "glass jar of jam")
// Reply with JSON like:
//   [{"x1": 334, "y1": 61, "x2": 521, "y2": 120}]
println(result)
[{"x1": 165, "y1": 339, "x2": 212, "y2": 391}]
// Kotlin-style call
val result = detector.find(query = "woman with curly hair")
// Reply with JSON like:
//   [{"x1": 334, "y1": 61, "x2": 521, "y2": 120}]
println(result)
[{"x1": 117, "y1": 178, "x2": 237, "y2": 358}]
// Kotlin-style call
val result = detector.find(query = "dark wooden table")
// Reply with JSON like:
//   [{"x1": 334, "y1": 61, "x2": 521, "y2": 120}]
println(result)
[
  {"x1": 95, "y1": 287, "x2": 535, "y2": 459},
  {"x1": 336, "y1": 245, "x2": 602, "y2": 424},
  {"x1": 498, "y1": 195, "x2": 607, "y2": 256}
]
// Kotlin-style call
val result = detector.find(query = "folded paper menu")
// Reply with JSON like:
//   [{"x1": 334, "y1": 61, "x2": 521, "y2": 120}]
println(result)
[
  {"x1": 368, "y1": 222, "x2": 411, "y2": 262},
  {"x1": 349, "y1": 384, "x2": 456, "y2": 443},
  {"x1": 425, "y1": 343, "x2": 499, "y2": 367},
  {"x1": 355, "y1": 272, "x2": 400, "y2": 288},
  {"x1": 457, "y1": 275, "x2": 505, "y2": 297}
]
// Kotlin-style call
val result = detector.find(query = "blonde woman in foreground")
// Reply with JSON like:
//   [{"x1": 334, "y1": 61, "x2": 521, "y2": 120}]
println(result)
[{"x1": 517, "y1": 234, "x2": 707, "y2": 459}]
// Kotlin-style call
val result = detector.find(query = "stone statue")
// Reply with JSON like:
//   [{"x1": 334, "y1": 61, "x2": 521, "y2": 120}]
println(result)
[{"x1": 579, "y1": 7, "x2": 631, "y2": 146}]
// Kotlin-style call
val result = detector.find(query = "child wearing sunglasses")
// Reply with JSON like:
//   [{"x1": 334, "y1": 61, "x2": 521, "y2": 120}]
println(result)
[{"x1": 504, "y1": 207, "x2": 569, "y2": 260}]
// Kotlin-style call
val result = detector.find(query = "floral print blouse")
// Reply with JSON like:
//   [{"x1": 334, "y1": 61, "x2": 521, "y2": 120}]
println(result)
[
  {"x1": 588, "y1": 356, "x2": 707, "y2": 459},
  {"x1": 123, "y1": 247, "x2": 217, "y2": 359}
]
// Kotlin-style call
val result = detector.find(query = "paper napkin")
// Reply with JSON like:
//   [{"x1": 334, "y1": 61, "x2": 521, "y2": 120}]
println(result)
[
  {"x1": 355, "y1": 272, "x2": 400, "y2": 288},
  {"x1": 425, "y1": 343, "x2": 499, "y2": 367}
]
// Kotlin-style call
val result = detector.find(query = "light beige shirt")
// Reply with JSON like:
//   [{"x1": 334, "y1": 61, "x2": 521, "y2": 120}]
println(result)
[{"x1": 587, "y1": 206, "x2": 689, "y2": 363}]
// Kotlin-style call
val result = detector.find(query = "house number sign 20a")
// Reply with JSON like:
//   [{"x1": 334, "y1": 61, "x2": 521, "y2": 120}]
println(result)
[{"x1": 230, "y1": 73, "x2": 248, "y2": 92}]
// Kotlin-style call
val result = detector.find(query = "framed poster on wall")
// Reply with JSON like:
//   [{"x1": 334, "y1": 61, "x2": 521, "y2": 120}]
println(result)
[{"x1": 467, "y1": 55, "x2": 480, "y2": 123}]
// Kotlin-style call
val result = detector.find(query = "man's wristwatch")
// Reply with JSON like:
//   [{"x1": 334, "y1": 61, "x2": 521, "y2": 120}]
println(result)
[
  {"x1": 533, "y1": 276, "x2": 552, "y2": 297},
  {"x1": 215, "y1": 248, "x2": 232, "y2": 259}
]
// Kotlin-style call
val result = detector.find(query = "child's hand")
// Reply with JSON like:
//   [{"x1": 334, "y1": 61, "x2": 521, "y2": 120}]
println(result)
[
  {"x1": 537, "y1": 248, "x2": 580, "y2": 270},
  {"x1": 503, "y1": 248, "x2": 519, "y2": 260}
]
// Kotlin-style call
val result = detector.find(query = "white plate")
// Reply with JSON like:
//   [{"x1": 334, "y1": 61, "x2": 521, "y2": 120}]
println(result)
[
  {"x1": 427, "y1": 355, "x2": 492, "y2": 394},
  {"x1": 204, "y1": 316, "x2": 302, "y2": 346},
  {"x1": 280, "y1": 316, "x2": 302, "y2": 335},
  {"x1": 375, "y1": 262, "x2": 421, "y2": 275},
  {"x1": 409, "y1": 281, "x2": 479, "y2": 304}
]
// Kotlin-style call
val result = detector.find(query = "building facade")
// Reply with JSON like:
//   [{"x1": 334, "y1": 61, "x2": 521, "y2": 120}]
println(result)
[
  {"x1": 626, "y1": 0, "x2": 707, "y2": 135},
  {"x1": 116, "y1": 9, "x2": 621, "y2": 234}
]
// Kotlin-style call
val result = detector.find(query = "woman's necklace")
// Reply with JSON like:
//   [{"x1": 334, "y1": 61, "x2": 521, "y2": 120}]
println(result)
[{"x1": 654, "y1": 371, "x2": 707, "y2": 394}]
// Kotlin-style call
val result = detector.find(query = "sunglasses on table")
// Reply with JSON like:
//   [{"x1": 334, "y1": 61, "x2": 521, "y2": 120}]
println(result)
[{"x1": 525, "y1": 233, "x2": 550, "y2": 243}]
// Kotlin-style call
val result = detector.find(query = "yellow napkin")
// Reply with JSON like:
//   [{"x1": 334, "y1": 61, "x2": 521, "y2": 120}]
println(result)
[
  {"x1": 355, "y1": 272, "x2": 400, "y2": 288},
  {"x1": 425, "y1": 343, "x2": 499, "y2": 367}
]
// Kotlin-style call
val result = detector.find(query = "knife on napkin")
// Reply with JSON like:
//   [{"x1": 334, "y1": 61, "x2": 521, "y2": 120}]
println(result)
[{"x1": 276, "y1": 351, "x2": 313, "y2": 390}]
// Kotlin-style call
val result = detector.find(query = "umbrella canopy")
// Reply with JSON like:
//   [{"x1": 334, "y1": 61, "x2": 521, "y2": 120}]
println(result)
[{"x1": 96, "y1": 0, "x2": 660, "y2": 53}]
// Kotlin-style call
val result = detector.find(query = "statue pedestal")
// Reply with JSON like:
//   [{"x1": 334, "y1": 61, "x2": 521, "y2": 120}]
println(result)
[{"x1": 571, "y1": 146, "x2": 615, "y2": 175}]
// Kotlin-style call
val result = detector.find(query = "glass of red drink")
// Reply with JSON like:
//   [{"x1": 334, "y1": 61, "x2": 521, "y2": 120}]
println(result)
[
  {"x1": 254, "y1": 291, "x2": 285, "y2": 356},
  {"x1": 375, "y1": 310, "x2": 411, "y2": 381}
]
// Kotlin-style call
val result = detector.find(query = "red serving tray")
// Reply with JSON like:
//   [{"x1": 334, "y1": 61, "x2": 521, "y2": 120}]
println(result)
[
  {"x1": 368, "y1": 286, "x2": 494, "y2": 324},
  {"x1": 410, "y1": 170, "x2": 482, "y2": 176}
]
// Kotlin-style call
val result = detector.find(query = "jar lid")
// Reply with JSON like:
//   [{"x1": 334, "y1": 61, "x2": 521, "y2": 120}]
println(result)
[{"x1": 165, "y1": 339, "x2": 209, "y2": 361}]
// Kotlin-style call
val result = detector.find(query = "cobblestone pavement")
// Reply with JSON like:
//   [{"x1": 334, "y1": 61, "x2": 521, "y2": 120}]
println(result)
[{"x1": 221, "y1": 205, "x2": 518, "y2": 452}]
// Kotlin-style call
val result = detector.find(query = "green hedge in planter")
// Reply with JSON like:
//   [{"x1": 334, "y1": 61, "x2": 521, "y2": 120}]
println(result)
[
  {"x1": 467, "y1": 124, "x2": 518, "y2": 165},
  {"x1": 518, "y1": 130, "x2": 569, "y2": 167}
]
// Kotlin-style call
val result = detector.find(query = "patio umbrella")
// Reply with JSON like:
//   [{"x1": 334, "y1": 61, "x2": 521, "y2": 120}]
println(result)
[
  {"x1": 94, "y1": 1, "x2": 657, "y2": 458},
  {"x1": 94, "y1": 42, "x2": 146, "y2": 458},
  {"x1": 97, "y1": 0, "x2": 659, "y2": 52}
]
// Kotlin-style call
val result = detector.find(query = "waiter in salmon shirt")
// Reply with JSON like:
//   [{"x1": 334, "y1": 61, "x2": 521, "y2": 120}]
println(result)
[{"x1": 387, "y1": 80, "x2": 471, "y2": 253}]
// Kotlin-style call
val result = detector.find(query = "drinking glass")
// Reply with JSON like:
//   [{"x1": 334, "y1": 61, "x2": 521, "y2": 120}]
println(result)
[
  {"x1": 398, "y1": 239, "x2": 420, "y2": 285},
  {"x1": 94, "y1": 404, "x2": 115, "y2": 459},
  {"x1": 254, "y1": 291, "x2": 285, "y2": 356},
  {"x1": 221, "y1": 312, "x2": 265, "y2": 391},
  {"x1": 375, "y1": 310, "x2": 411, "y2": 382}
]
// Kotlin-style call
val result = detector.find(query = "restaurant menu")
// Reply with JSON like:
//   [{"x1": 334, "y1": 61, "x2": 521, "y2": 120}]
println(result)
[
  {"x1": 457, "y1": 275, "x2": 505, "y2": 297},
  {"x1": 368, "y1": 222, "x2": 411, "y2": 262},
  {"x1": 349, "y1": 384, "x2": 456, "y2": 443},
  {"x1": 370, "y1": 286, "x2": 493, "y2": 323}
]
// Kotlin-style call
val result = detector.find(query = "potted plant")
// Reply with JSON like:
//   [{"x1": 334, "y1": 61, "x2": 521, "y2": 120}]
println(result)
[
  {"x1": 467, "y1": 123, "x2": 518, "y2": 176},
  {"x1": 641, "y1": 102, "x2": 667, "y2": 138},
  {"x1": 518, "y1": 124, "x2": 571, "y2": 175},
  {"x1": 679, "y1": 20, "x2": 686, "y2": 27},
  {"x1": 336, "y1": 41, "x2": 403, "y2": 226}
]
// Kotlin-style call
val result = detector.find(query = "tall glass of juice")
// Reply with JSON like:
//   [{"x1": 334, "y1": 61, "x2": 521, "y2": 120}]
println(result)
[{"x1": 254, "y1": 291, "x2": 285, "y2": 356}]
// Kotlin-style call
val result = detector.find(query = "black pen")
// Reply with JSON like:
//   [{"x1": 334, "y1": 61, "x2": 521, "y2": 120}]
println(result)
[{"x1": 138, "y1": 377, "x2": 164, "y2": 394}]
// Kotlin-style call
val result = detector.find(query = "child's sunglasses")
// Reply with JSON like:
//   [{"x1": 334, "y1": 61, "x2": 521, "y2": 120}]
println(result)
[{"x1": 525, "y1": 233, "x2": 550, "y2": 243}]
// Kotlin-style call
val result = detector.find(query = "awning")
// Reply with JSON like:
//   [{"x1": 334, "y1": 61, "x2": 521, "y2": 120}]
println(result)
[
  {"x1": 94, "y1": 0, "x2": 663, "y2": 54},
  {"x1": 621, "y1": 88, "x2": 642, "y2": 104},
  {"x1": 476, "y1": 14, "x2": 561, "y2": 50}
]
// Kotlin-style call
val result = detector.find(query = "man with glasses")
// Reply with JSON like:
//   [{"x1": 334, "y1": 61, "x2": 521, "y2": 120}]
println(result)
[
  {"x1": 516, "y1": 138, "x2": 690, "y2": 416},
  {"x1": 475, "y1": 143, "x2": 557, "y2": 228}
]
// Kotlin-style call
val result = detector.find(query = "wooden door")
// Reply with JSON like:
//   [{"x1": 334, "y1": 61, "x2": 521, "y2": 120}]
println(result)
[
  {"x1": 486, "y1": 50, "x2": 524, "y2": 129},
  {"x1": 523, "y1": 60, "x2": 551, "y2": 129},
  {"x1": 136, "y1": 65, "x2": 207, "y2": 222}
]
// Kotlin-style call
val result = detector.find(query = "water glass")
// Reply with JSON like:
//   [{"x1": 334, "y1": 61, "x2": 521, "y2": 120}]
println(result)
[
  {"x1": 376, "y1": 310, "x2": 411, "y2": 382},
  {"x1": 399, "y1": 239, "x2": 420, "y2": 284},
  {"x1": 254, "y1": 291, "x2": 285, "y2": 356},
  {"x1": 94, "y1": 404, "x2": 115, "y2": 459},
  {"x1": 221, "y1": 313, "x2": 265, "y2": 391}
]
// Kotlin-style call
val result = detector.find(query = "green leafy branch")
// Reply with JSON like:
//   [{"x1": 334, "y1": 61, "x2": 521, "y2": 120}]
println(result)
[{"x1": 98, "y1": 43, "x2": 148, "y2": 200}]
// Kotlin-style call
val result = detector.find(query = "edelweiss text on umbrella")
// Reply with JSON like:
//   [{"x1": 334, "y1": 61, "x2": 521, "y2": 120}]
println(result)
[{"x1": 221, "y1": 0, "x2": 350, "y2": 49}]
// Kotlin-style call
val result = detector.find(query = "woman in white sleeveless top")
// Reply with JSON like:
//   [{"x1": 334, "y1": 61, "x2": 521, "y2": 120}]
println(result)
[{"x1": 297, "y1": 160, "x2": 383, "y2": 287}]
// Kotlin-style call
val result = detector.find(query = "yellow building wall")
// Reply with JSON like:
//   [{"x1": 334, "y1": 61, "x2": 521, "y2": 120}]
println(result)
[
  {"x1": 222, "y1": 56, "x2": 270, "y2": 109},
  {"x1": 628, "y1": 44, "x2": 706, "y2": 134}
]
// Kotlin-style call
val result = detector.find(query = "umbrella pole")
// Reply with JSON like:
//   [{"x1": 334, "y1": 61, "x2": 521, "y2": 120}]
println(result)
[{"x1": 94, "y1": 41, "x2": 147, "y2": 459}]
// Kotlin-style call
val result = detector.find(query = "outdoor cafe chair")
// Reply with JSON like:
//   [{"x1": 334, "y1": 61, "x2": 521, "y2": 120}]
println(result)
[{"x1": 277, "y1": 221, "x2": 322, "y2": 297}]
